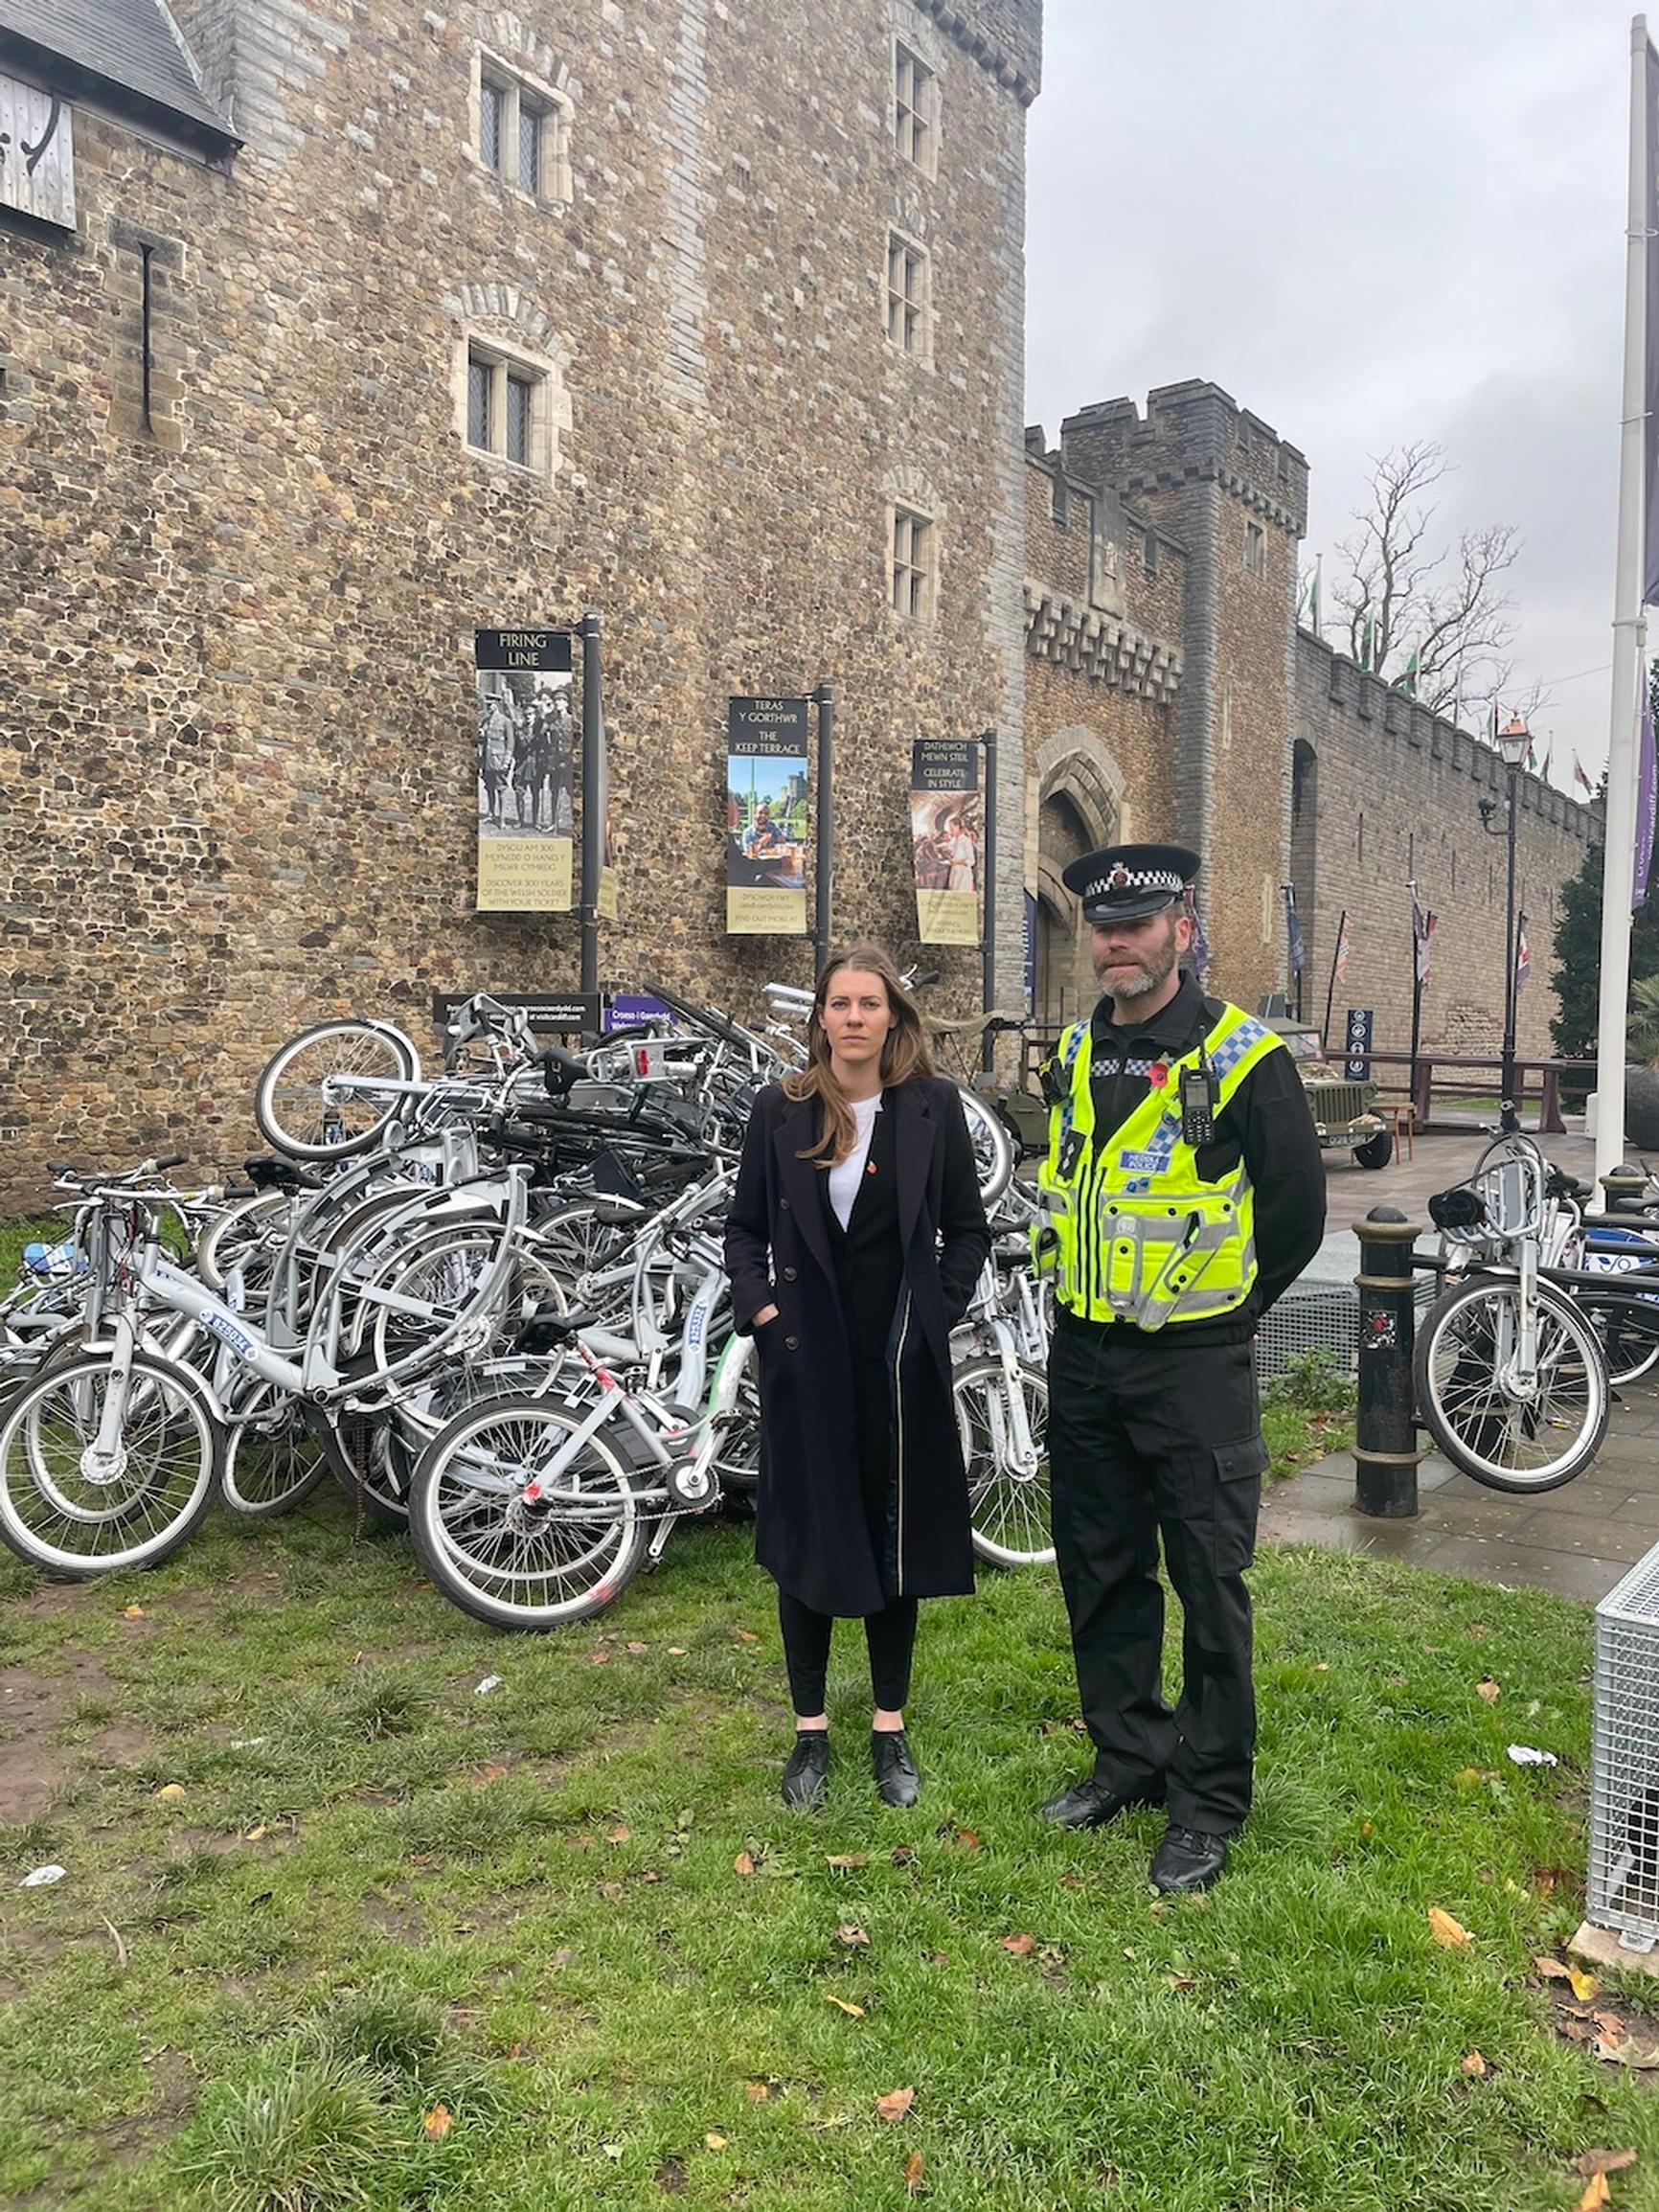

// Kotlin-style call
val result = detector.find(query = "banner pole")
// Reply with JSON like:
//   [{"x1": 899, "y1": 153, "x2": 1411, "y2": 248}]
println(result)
[
  {"x1": 980, "y1": 727, "x2": 998, "y2": 1073},
  {"x1": 580, "y1": 611, "x2": 602, "y2": 997},
  {"x1": 1595, "y1": 13, "x2": 1651, "y2": 1190},
  {"x1": 813, "y1": 683, "x2": 834, "y2": 978}
]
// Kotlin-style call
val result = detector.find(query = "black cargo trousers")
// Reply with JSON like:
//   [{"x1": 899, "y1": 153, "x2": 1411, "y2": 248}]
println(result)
[{"x1": 1047, "y1": 1314, "x2": 1269, "y2": 1835}]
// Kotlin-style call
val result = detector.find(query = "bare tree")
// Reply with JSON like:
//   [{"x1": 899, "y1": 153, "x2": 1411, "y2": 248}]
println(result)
[{"x1": 1327, "y1": 442, "x2": 1524, "y2": 720}]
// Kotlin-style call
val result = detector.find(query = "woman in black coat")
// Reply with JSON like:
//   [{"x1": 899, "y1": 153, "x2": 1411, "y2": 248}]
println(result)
[{"x1": 724, "y1": 943, "x2": 991, "y2": 1811}]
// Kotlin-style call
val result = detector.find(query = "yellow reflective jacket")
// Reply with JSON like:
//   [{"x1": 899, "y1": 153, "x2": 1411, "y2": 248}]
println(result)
[{"x1": 1035, "y1": 1001, "x2": 1286, "y2": 1330}]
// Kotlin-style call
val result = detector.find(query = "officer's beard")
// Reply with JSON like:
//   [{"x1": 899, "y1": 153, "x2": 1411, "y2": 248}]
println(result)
[{"x1": 1095, "y1": 921, "x2": 1179, "y2": 1000}]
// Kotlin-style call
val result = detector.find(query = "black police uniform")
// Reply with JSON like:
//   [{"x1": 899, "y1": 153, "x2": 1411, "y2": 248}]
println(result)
[{"x1": 1044, "y1": 847, "x2": 1327, "y2": 1850}]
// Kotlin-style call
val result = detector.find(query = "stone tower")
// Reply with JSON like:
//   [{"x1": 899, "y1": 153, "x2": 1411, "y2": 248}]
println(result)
[{"x1": 1057, "y1": 380, "x2": 1308, "y2": 1009}]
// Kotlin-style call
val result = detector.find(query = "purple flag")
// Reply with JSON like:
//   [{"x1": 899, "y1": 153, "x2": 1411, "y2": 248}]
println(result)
[
  {"x1": 1636, "y1": 680, "x2": 1657, "y2": 910},
  {"x1": 1645, "y1": 40, "x2": 1659, "y2": 604}
]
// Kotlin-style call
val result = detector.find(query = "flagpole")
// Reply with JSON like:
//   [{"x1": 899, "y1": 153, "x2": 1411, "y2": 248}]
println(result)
[
  {"x1": 1322, "y1": 906, "x2": 1347, "y2": 1050},
  {"x1": 1408, "y1": 879, "x2": 1424, "y2": 1111},
  {"x1": 1595, "y1": 13, "x2": 1651, "y2": 1191}
]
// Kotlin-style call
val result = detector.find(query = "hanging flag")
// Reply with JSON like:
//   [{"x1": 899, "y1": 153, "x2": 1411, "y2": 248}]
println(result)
[
  {"x1": 1637, "y1": 680, "x2": 1657, "y2": 910},
  {"x1": 1333, "y1": 914, "x2": 1351, "y2": 986},
  {"x1": 1283, "y1": 884, "x2": 1305, "y2": 975},
  {"x1": 909, "y1": 737, "x2": 981, "y2": 946},
  {"x1": 1397, "y1": 650, "x2": 1420, "y2": 698},
  {"x1": 1489, "y1": 699, "x2": 1502, "y2": 746},
  {"x1": 1309, "y1": 554, "x2": 1323, "y2": 637},
  {"x1": 1186, "y1": 891, "x2": 1210, "y2": 980},
  {"x1": 1359, "y1": 615, "x2": 1374, "y2": 672},
  {"x1": 1541, "y1": 741, "x2": 1556, "y2": 786},
  {"x1": 1514, "y1": 914, "x2": 1532, "y2": 992},
  {"x1": 1574, "y1": 752, "x2": 1595, "y2": 794},
  {"x1": 1412, "y1": 893, "x2": 1437, "y2": 988},
  {"x1": 1525, "y1": 738, "x2": 1540, "y2": 775}
]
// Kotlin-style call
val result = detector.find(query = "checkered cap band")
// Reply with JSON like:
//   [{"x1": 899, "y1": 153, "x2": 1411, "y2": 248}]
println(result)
[{"x1": 1084, "y1": 866, "x2": 1184, "y2": 902}]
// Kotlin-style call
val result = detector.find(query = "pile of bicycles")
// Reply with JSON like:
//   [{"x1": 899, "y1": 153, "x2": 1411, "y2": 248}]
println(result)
[
  {"x1": 0, "y1": 984, "x2": 1056, "y2": 1629},
  {"x1": 1415, "y1": 1132, "x2": 1659, "y2": 1493}
]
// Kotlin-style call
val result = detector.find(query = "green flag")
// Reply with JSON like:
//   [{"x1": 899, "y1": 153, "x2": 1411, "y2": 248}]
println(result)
[{"x1": 1397, "y1": 650, "x2": 1419, "y2": 698}]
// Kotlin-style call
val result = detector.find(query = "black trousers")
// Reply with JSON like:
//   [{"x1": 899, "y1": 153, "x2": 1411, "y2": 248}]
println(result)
[
  {"x1": 777, "y1": 1589, "x2": 920, "y2": 1716},
  {"x1": 1047, "y1": 1320, "x2": 1267, "y2": 1835}
]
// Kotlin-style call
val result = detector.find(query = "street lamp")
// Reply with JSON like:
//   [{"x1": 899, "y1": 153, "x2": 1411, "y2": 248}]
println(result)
[{"x1": 1480, "y1": 714, "x2": 1532, "y2": 1132}]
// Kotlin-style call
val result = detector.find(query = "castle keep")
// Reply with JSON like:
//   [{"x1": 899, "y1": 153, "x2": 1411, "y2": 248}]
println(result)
[{"x1": 0, "y1": 0, "x2": 1599, "y2": 1198}]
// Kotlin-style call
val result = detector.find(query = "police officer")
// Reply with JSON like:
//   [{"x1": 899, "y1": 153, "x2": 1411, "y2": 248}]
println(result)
[{"x1": 1034, "y1": 843, "x2": 1326, "y2": 1893}]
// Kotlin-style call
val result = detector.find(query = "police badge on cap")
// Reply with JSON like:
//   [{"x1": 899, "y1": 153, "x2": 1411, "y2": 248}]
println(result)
[{"x1": 1061, "y1": 842, "x2": 1201, "y2": 924}]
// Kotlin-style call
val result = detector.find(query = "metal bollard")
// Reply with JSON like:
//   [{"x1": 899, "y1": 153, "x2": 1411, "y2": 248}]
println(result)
[
  {"x1": 1352, "y1": 1206, "x2": 1422, "y2": 1517},
  {"x1": 1601, "y1": 1166, "x2": 1648, "y2": 1213}
]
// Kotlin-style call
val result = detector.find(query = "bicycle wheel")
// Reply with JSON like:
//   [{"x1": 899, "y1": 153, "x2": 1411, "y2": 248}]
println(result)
[
  {"x1": 953, "y1": 1355, "x2": 1055, "y2": 1566},
  {"x1": 221, "y1": 1379, "x2": 331, "y2": 1517},
  {"x1": 530, "y1": 1196, "x2": 646, "y2": 1293},
  {"x1": 0, "y1": 1351, "x2": 220, "y2": 1576},
  {"x1": 195, "y1": 1189, "x2": 292, "y2": 1295},
  {"x1": 1413, "y1": 1274, "x2": 1609, "y2": 1493},
  {"x1": 408, "y1": 1396, "x2": 648, "y2": 1629},
  {"x1": 361, "y1": 1223, "x2": 565, "y2": 1374},
  {"x1": 955, "y1": 1085, "x2": 1014, "y2": 1210},
  {"x1": 254, "y1": 1019, "x2": 420, "y2": 1161}
]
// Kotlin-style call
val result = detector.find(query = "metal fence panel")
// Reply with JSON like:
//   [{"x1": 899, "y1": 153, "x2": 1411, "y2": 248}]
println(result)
[{"x1": 1588, "y1": 1543, "x2": 1659, "y2": 1949}]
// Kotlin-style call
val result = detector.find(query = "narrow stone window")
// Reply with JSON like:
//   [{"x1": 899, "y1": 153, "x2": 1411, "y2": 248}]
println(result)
[
  {"x1": 886, "y1": 232, "x2": 931, "y2": 358},
  {"x1": 465, "y1": 344, "x2": 552, "y2": 476},
  {"x1": 474, "y1": 52, "x2": 572, "y2": 204},
  {"x1": 894, "y1": 42, "x2": 938, "y2": 175},
  {"x1": 891, "y1": 505, "x2": 936, "y2": 621},
  {"x1": 1244, "y1": 519, "x2": 1266, "y2": 578}
]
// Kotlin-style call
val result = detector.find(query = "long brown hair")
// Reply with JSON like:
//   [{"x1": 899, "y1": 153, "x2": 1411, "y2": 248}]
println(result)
[{"x1": 783, "y1": 942, "x2": 937, "y2": 1166}]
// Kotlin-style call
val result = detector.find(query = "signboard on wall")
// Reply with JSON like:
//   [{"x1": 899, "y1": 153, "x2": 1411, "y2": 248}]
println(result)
[
  {"x1": 474, "y1": 628, "x2": 576, "y2": 913},
  {"x1": 725, "y1": 696, "x2": 808, "y2": 935},
  {"x1": 0, "y1": 78, "x2": 75, "y2": 230},
  {"x1": 909, "y1": 738, "x2": 982, "y2": 946},
  {"x1": 1344, "y1": 1007, "x2": 1375, "y2": 1082}
]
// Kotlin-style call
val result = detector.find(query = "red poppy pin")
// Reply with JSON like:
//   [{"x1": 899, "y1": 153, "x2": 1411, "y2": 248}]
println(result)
[
  {"x1": 1148, "y1": 1061, "x2": 1170, "y2": 1087},
  {"x1": 866, "y1": 1160, "x2": 877, "y2": 1174}
]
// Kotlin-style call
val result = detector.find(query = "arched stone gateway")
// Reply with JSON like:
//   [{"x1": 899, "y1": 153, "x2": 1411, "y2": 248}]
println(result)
[{"x1": 1032, "y1": 731, "x2": 1125, "y2": 1027}]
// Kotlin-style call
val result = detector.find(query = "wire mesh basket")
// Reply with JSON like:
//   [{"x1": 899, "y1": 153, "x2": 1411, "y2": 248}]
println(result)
[{"x1": 1587, "y1": 1540, "x2": 1659, "y2": 1950}]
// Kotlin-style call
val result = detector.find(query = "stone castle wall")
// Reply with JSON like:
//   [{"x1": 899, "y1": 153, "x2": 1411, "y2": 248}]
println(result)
[
  {"x1": 0, "y1": 0, "x2": 1039, "y2": 1203},
  {"x1": 1291, "y1": 632, "x2": 1599, "y2": 1062}
]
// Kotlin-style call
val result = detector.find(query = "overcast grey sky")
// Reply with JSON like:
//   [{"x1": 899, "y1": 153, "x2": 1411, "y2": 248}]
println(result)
[{"x1": 1025, "y1": 0, "x2": 1634, "y2": 786}]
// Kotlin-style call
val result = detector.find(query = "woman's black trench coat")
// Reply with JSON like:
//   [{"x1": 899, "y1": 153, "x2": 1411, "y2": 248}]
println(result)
[{"x1": 723, "y1": 1076, "x2": 991, "y2": 1617}]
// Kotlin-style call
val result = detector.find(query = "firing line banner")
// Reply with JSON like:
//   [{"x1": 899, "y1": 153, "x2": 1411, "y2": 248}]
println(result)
[{"x1": 474, "y1": 629, "x2": 575, "y2": 913}]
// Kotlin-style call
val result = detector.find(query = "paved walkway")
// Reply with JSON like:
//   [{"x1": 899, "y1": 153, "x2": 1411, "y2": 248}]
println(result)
[{"x1": 1266, "y1": 1121, "x2": 1658, "y2": 1606}]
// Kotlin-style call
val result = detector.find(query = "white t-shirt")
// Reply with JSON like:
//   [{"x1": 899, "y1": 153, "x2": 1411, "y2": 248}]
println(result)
[{"x1": 828, "y1": 1092, "x2": 883, "y2": 1230}]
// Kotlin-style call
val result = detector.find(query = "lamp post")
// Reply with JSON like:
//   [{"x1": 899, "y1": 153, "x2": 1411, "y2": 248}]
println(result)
[{"x1": 1479, "y1": 714, "x2": 1532, "y2": 1133}]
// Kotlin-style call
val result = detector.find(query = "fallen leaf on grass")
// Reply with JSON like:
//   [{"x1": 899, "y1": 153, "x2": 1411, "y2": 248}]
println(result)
[
  {"x1": 954, "y1": 1829, "x2": 981, "y2": 1852},
  {"x1": 1570, "y1": 1969, "x2": 1601, "y2": 2002},
  {"x1": 154, "y1": 1784, "x2": 186, "y2": 1802},
  {"x1": 480, "y1": 1763, "x2": 509, "y2": 1783},
  {"x1": 1597, "y1": 2035, "x2": 1659, "y2": 2068},
  {"x1": 835, "y1": 1921, "x2": 870, "y2": 1947},
  {"x1": 607, "y1": 1825, "x2": 630, "y2": 1845},
  {"x1": 243, "y1": 1824, "x2": 270, "y2": 1842},
  {"x1": 826, "y1": 1853, "x2": 869, "y2": 1870},
  {"x1": 744, "y1": 2082, "x2": 770, "y2": 2102},
  {"x1": 422, "y1": 2104, "x2": 452, "y2": 2140},
  {"x1": 626, "y1": 1641, "x2": 648, "y2": 1653},
  {"x1": 905, "y1": 2149, "x2": 925, "y2": 2194},
  {"x1": 1163, "y1": 1973, "x2": 1197, "y2": 1993},
  {"x1": 824, "y1": 1994, "x2": 865, "y2": 2018},
  {"x1": 667, "y1": 1647, "x2": 688, "y2": 1656},
  {"x1": 736, "y1": 1630, "x2": 761, "y2": 1644},
  {"x1": 891, "y1": 1845, "x2": 914, "y2": 1866},
  {"x1": 1428, "y1": 1907, "x2": 1471, "y2": 1948},
  {"x1": 1536, "y1": 1955, "x2": 1574, "y2": 1981},
  {"x1": 1575, "y1": 2152, "x2": 1638, "y2": 2178},
  {"x1": 704, "y1": 2132, "x2": 727, "y2": 2151},
  {"x1": 1001, "y1": 1933, "x2": 1035, "y2": 1957},
  {"x1": 875, "y1": 2087, "x2": 915, "y2": 2121},
  {"x1": 1577, "y1": 2176, "x2": 1611, "y2": 2212},
  {"x1": 1476, "y1": 1677, "x2": 1501, "y2": 1703},
  {"x1": 1060, "y1": 1872, "x2": 1083, "y2": 1890},
  {"x1": 122, "y1": 1604, "x2": 146, "y2": 1620},
  {"x1": 588, "y1": 1650, "x2": 609, "y2": 1665},
  {"x1": 734, "y1": 1851, "x2": 757, "y2": 1876},
  {"x1": 1460, "y1": 2051, "x2": 1488, "y2": 2077}
]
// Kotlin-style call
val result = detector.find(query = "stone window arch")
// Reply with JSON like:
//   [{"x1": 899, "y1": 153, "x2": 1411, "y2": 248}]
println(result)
[{"x1": 447, "y1": 284, "x2": 572, "y2": 481}]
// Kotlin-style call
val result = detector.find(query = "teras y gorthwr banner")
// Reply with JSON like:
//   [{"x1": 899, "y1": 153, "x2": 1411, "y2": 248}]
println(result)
[{"x1": 725, "y1": 696, "x2": 808, "y2": 936}]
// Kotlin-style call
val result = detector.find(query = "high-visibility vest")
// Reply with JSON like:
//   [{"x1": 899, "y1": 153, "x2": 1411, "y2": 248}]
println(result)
[{"x1": 1035, "y1": 1002, "x2": 1285, "y2": 1330}]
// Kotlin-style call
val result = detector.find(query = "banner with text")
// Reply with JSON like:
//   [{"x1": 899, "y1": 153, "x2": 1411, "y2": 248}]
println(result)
[
  {"x1": 726, "y1": 697, "x2": 809, "y2": 935},
  {"x1": 909, "y1": 738, "x2": 982, "y2": 946},
  {"x1": 475, "y1": 629, "x2": 576, "y2": 913}
]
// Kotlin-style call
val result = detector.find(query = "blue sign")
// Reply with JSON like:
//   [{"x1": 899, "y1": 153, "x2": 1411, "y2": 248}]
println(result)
[
  {"x1": 604, "y1": 993, "x2": 672, "y2": 1034},
  {"x1": 1344, "y1": 1007, "x2": 1374, "y2": 1082}
]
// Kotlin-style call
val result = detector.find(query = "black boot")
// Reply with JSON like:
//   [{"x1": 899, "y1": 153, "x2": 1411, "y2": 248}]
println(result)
[
  {"x1": 872, "y1": 1729, "x2": 920, "y2": 1808},
  {"x1": 1035, "y1": 1775, "x2": 1164, "y2": 1830},
  {"x1": 1149, "y1": 1822, "x2": 1231, "y2": 1894},
  {"x1": 782, "y1": 1730, "x2": 830, "y2": 1811}
]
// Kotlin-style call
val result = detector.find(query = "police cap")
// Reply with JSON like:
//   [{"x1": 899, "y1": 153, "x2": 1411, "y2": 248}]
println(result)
[{"x1": 1061, "y1": 842, "x2": 1201, "y2": 924}]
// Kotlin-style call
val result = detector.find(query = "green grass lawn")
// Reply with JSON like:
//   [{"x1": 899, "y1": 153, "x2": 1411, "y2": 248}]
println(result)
[{"x1": 1, "y1": 1487, "x2": 1652, "y2": 2212}]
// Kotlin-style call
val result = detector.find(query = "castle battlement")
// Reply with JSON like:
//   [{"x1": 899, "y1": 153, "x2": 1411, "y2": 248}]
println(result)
[{"x1": 1060, "y1": 380, "x2": 1309, "y2": 539}]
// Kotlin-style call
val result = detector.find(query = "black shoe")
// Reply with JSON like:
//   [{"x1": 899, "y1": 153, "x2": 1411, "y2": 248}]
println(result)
[
  {"x1": 1149, "y1": 1822, "x2": 1231, "y2": 1894},
  {"x1": 1035, "y1": 1775, "x2": 1165, "y2": 1830},
  {"x1": 782, "y1": 1730, "x2": 830, "y2": 1811},
  {"x1": 872, "y1": 1728, "x2": 920, "y2": 1808}
]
